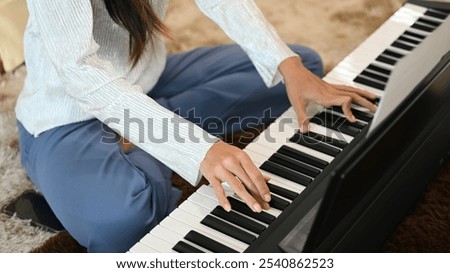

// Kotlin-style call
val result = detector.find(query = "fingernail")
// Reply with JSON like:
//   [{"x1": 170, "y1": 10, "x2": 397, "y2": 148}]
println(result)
[
  {"x1": 264, "y1": 193, "x2": 271, "y2": 202},
  {"x1": 253, "y1": 203, "x2": 262, "y2": 213},
  {"x1": 263, "y1": 203, "x2": 271, "y2": 210},
  {"x1": 301, "y1": 125, "x2": 308, "y2": 133},
  {"x1": 224, "y1": 203, "x2": 231, "y2": 212}
]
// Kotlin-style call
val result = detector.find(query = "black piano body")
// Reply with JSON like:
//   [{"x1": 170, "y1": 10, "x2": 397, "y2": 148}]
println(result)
[{"x1": 247, "y1": 4, "x2": 450, "y2": 252}]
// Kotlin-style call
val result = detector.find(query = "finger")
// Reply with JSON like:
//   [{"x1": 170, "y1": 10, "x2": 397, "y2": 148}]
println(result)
[
  {"x1": 294, "y1": 104, "x2": 310, "y2": 133},
  {"x1": 341, "y1": 100, "x2": 356, "y2": 123},
  {"x1": 221, "y1": 153, "x2": 269, "y2": 203},
  {"x1": 210, "y1": 177, "x2": 232, "y2": 212},
  {"x1": 349, "y1": 93, "x2": 378, "y2": 112},
  {"x1": 225, "y1": 173, "x2": 262, "y2": 213},
  {"x1": 239, "y1": 153, "x2": 271, "y2": 202},
  {"x1": 237, "y1": 176, "x2": 271, "y2": 211},
  {"x1": 332, "y1": 84, "x2": 378, "y2": 100},
  {"x1": 321, "y1": 95, "x2": 356, "y2": 122},
  {"x1": 334, "y1": 89, "x2": 378, "y2": 113}
]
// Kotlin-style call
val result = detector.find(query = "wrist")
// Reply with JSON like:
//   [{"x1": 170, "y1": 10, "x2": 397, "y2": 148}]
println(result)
[{"x1": 278, "y1": 56, "x2": 307, "y2": 84}]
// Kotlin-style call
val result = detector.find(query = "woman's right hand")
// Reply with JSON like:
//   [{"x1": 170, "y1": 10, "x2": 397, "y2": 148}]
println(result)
[{"x1": 200, "y1": 140, "x2": 271, "y2": 213}]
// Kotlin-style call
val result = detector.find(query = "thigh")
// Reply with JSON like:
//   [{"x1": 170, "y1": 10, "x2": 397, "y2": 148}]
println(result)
[
  {"x1": 151, "y1": 44, "x2": 323, "y2": 99},
  {"x1": 149, "y1": 44, "x2": 323, "y2": 135},
  {"x1": 18, "y1": 120, "x2": 179, "y2": 252}
]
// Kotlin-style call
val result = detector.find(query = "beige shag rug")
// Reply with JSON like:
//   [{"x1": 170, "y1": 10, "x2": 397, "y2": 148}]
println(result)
[{"x1": 2, "y1": 0, "x2": 448, "y2": 252}]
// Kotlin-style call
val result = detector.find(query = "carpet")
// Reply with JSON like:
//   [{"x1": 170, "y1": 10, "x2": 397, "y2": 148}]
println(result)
[{"x1": 1, "y1": 0, "x2": 449, "y2": 253}]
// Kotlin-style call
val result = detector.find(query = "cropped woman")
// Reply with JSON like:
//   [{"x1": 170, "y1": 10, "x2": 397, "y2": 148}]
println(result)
[{"x1": 15, "y1": 0, "x2": 377, "y2": 252}]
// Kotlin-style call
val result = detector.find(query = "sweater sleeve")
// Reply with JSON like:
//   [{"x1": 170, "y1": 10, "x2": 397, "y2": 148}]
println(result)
[
  {"x1": 28, "y1": 0, "x2": 218, "y2": 185},
  {"x1": 195, "y1": 0, "x2": 298, "y2": 87}
]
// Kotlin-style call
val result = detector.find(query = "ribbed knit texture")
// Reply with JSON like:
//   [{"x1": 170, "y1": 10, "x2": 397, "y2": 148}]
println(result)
[{"x1": 15, "y1": 0, "x2": 295, "y2": 184}]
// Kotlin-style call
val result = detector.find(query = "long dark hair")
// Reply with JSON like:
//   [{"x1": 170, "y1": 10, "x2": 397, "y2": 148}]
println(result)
[{"x1": 104, "y1": 0, "x2": 170, "y2": 66}]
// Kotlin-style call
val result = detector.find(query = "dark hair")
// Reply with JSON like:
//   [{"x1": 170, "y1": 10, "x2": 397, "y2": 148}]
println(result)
[{"x1": 104, "y1": 0, "x2": 170, "y2": 66}]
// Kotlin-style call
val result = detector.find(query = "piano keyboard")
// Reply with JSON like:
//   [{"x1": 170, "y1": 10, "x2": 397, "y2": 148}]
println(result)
[{"x1": 129, "y1": 2, "x2": 450, "y2": 253}]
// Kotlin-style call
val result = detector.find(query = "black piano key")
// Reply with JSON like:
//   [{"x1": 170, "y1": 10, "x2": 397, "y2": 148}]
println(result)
[
  {"x1": 173, "y1": 240, "x2": 205, "y2": 253},
  {"x1": 366, "y1": 64, "x2": 391, "y2": 76},
  {"x1": 278, "y1": 145, "x2": 328, "y2": 170},
  {"x1": 311, "y1": 112, "x2": 362, "y2": 137},
  {"x1": 398, "y1": 35, "x2": 421, "y2": 45},
  {"x1": 305, "y1": 130, "x2": 348, "y2": 149},
  {"x1": 360, "y1": 69, "x2": 389, "y2": 83},
  {"x1": 416, "y1": 17, "x2": 441, "y2": 28},
  {"x1": 289, "y1": 133, "x2": 340, "y2": 157},
  {"x1": 260, "y1": 161, "x2": 312, "y2": 186},
  {"x1": 403, "y1": 30, "x2": 426, "y2": 41},
  {"x1": 201, "y1": 215, "x2": 256, "y2": 244},
  {"x1": 391, "y1": 41, "x2": 414, "y2": 51},
  {"x1": 269, "y1": 152, "x2": 321, "y2": 177},
  {"x1": 354, "y1": 75, "x2": 386, "y2": 91},
  {"x1": 371, "y1": 96, "x2": 381, "y2": 105},
  {"x1": 425, "y1": 9, "x2": 449, "y2": 20},
  {"x1": 267, "y1": 183, "x2": 298, "y2": 200},
  {"x1": 376, "y1": 55, "x2": 397, "y2": 66},
  {"x1": 269, "y1": 195, "x2": 290, "y2": 211},
  {"x1": 227, "y1": 197, "x2": 275, "y2": 225},
  {"x1": 211, "y1": 206, "x2": 266, "y2": 235},
  {"x1": 184, "y1": 230, "x2": 238, "y2": 253},
  {"x1": 322, "y1": 111, "x2": 366, "y2": 130},
  {"x1": 410, "y1": 22, "x2": 434, "y2": 33},
  {"x1": 330, "y1": 106, "x2": 373, "y2": 123},
  {"x1": 383, "y1": 49, "x2": 405, "y2": 59}
]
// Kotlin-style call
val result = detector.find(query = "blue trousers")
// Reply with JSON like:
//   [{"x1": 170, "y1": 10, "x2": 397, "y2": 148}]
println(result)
[{"x1": 17, "y1": 44, "x2": 323, "y2": 252}]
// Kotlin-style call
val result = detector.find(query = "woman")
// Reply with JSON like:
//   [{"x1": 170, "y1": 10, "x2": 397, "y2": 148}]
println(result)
[{"x1": 16, "y1": 0, "x2": 377, "y2": 252}]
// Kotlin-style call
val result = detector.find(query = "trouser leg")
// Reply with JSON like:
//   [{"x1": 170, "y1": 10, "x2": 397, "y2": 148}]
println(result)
[
  {"x1": 149, "y1": 44, "x2": 323, "y2": 136},
  {"x1": 17, "y1": 120, "x2": 180, "y2": 252}
]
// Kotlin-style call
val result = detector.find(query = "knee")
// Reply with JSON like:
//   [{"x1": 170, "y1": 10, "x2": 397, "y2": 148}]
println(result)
[
  {"x1": 81, "y1": 202, "x2": 160, "y2": 253},
  {"x1": 288, "y1": 44, "x2": 324, "y2": 77},
  {"x1": 75, "y1": 178, "x2": 178, "y2": 252}
]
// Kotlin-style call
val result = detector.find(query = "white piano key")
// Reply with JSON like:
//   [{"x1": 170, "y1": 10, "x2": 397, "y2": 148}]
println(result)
[
  {"x1": 282, "y1": 112, "x2": 353, "y2": 143},
  {"x1": 179, "y1": 200, "x2": 260, "y2": 237},
  {"x1": 253, "y1": 128, "x2": 335, "y2": 163},
  {"x1": 188, "y1": 190, "x2": 222, "y2": 210},
  {"x1": 150, "y1": 224, "x2": 212, "y2": 253},
  {"x1": 246, "y1": 149, "x2": 307, "y2": 190},
  {"x1": 150, "y1": 225, "x2": 185, "y2": 245},
  {"x1": 187, "y1": 188, "x2": 270, "y2": 227},
  {"x1": 243, "y1": 145, "x2": 310, "y2": 193},
  {"x1": 179, "y1": 199, "x2": 214, "y2": 218},
  {"x1": 140, "y1": 233, "x2": 177, "y2": 253},
  {"x1": 279, "y1": 108, "x2": 356, "y2": 143},
  {"x1": 253, "y1": 134, "x2": 334, "y2": 163},
  {"x1": 403, "y1": 3, "x2": 428, "y2": 15},
  {"x1": 159, "y1": 213, "x2": 244, "y2": 252},
  {"x1": 169, "y1": 209, "x2": 248, "y2": 251},
  {"x1": 129, "y1": 242, "x2": 160, "y2": 253},
  {"x1": 195, "y1": 184, "x2": 283, "y2": 218},
  {"x1": 351, "y1": 103, "x2": 376, "y2": 113},
  {"x1": 260, "y1": 169, "x2": 307, "y2": 198},
  {"x1": 187, "y1": 189, "x2": 225, "y2": 210},
  {"x1": 323, "y1": 108, "x2": 369, "y2": 125},
  {"x1": 323, "y1": 74, "x2": 385, "y2": 97},
  {"x1": 309, "y1": 123, "x2": 354, "y2": 143}
]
